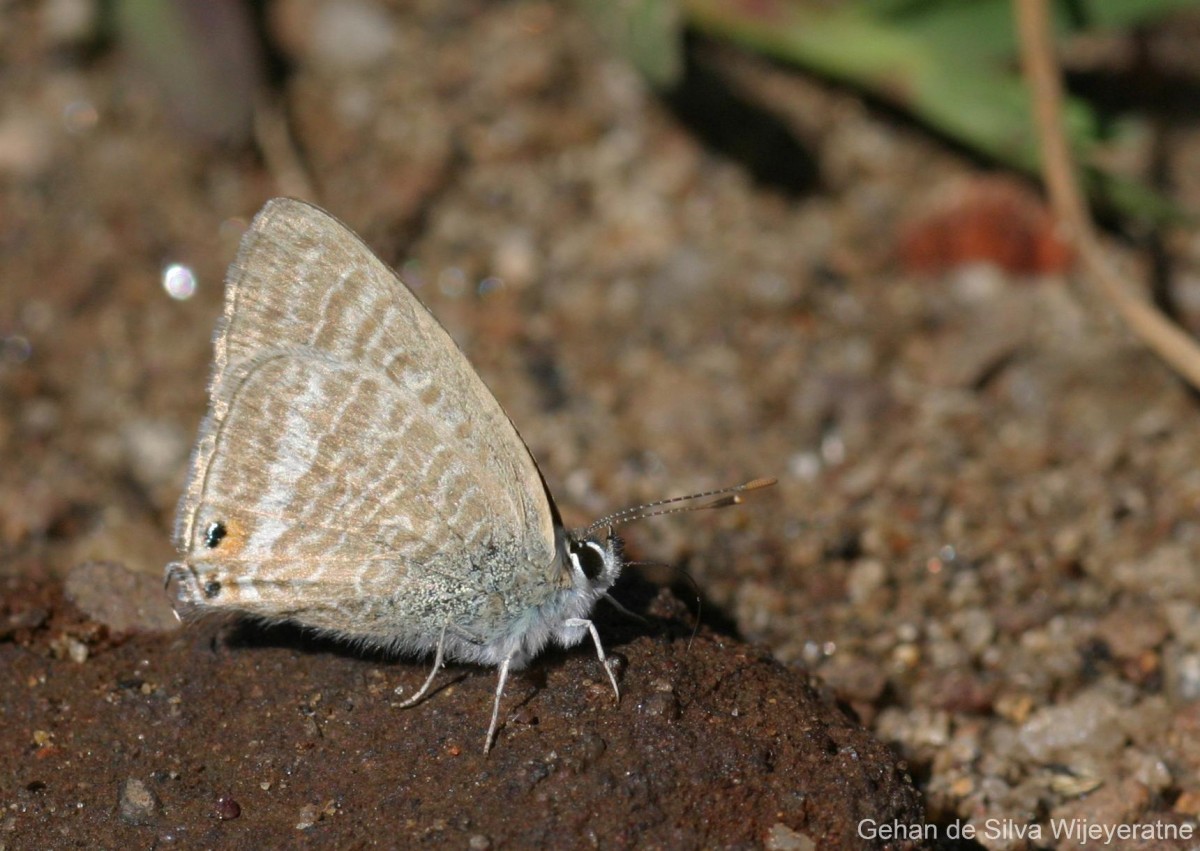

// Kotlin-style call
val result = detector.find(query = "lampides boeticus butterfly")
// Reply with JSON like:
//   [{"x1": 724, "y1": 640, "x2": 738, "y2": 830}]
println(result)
[{"x1": 166, "y1": 198, "x2": 773, "y2": 751}]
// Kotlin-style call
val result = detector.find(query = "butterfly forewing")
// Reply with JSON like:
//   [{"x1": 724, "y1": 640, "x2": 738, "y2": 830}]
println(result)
[{"x1": 174, "y1": 199, "x2": 559, "y2": 639}]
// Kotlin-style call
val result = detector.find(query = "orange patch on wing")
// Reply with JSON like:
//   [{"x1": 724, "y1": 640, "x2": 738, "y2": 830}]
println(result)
[{"x1": 204, "y1": 515, "x2": 248, "y2": 558}]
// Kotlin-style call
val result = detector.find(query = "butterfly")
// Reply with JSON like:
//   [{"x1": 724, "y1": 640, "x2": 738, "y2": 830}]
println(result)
[{"x1": 166, "y1": 198, "x2": 773, "y2": 751}]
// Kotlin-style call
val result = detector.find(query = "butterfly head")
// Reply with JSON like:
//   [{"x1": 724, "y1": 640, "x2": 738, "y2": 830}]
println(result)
[{"x1": 564, "y1": 528, "x2": 624, "y2": 594}]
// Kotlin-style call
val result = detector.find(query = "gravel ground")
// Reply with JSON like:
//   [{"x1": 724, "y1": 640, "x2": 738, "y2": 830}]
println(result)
[{"x1": 5, "y1": 1, "x2": 1200, "y2": 848}]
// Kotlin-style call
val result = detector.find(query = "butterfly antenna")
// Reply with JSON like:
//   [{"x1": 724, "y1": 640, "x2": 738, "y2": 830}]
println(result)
[{"x1": 581, "y1": 477, "x2": 776, "y2": 539}]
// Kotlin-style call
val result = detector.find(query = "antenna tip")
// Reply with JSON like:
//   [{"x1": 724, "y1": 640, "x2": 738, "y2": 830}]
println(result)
[{"x1": 698, "y1": 477, "x2": 777, "y2": 511}]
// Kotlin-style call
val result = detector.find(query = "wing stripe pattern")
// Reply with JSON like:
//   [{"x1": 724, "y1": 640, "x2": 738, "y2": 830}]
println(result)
[{"x1": 173, "y1": 200, "x2": 564, "y2": 644}]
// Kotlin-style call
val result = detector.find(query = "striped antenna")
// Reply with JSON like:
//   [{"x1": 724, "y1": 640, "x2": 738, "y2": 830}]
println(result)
[{"x1": 580, "y1": 477, "x2": 776, "y2": 539}]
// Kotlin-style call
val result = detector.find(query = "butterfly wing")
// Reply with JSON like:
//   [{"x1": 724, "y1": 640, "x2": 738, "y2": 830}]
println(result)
[{"x1": 172, "y1": 199, "x2": 561, "y2": 647}]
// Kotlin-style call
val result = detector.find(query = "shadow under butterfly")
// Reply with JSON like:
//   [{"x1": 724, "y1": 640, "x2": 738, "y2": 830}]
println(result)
[{"x1": 166, "y1": 198, "x2": 774, "y2": 752}]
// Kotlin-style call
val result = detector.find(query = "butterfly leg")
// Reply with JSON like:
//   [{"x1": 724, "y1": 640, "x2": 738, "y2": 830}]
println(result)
[
  {"x1": 395, "y1": 623, "x2": 448, "y2": 708},
  {"x1": 485, "y1": 653, "x2": 514, "y2": 754},
  {"x1": 564, "y1": 618, "x2": 620, "y2": 703}
]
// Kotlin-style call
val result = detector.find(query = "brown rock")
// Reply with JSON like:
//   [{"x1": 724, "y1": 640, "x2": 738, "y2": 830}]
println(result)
[
  {"x1": 1, "y1": 579, "x2": 923, "y2": 849},
  {"x1": 64, "y1": 561, "x2": 179, "y2": 634}
]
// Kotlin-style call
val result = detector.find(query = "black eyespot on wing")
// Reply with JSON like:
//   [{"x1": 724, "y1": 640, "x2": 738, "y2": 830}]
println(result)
[
  {"x1": 571, "y1": 540, "x2": 605, "y2": 580},
  {"x1": 204, "y1": 522, "x2": 227, "y2": 549},
  {"x1": 203, "y1": 580, "x2": 222, "y2": 599}
]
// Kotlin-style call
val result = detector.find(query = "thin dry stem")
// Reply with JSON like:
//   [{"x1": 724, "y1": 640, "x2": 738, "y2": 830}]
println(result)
[{"x1": 1014, "y1": 0, "x2": 1200, "y2": 390}]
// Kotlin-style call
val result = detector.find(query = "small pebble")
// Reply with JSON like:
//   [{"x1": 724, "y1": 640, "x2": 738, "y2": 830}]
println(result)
[
  {"x1": 65, "y1": 561, "x2": 180, "y2": 633},
  {"x1": 66, "y1": 637, "x2": 88, "y2": 664},
  {"x1": 765, "y1": 822, "x2": 816, "y2": 851},
  {"x1": 296, "y1": 803, "x2": 321, "y2": 830},
  {"x1": 640, "y1": 690, "x2": 680, "y2": 721},
  {"x1": 1018, "y1": 688, "x2": 1125, "y2": 762},
  {"x1": 1168, "y1": 651, "x2": 1200, "y2": 701},
  {"x1": 118, "y1": 778, "x2": 161, "y2": 826},
  {"x1": 215, "y1": 795, "x2": 241, "y2": 820}
]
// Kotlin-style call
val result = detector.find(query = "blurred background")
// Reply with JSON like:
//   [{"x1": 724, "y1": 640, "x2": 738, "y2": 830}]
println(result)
[{"x1": 6, "y1": 0, "x2": 1200, "y2": 847}]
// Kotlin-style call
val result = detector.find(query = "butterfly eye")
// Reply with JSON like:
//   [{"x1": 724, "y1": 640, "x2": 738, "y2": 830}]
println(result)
[
  {"x1": 204, "y1": 522, "x2": 227, "y2": 549},
  {"x1": 570, "y1": 540, "x2": 607, "y2": 581}
]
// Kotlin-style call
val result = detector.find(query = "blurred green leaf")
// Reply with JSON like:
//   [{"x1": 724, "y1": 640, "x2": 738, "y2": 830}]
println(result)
[
  {"x1": 575, "y1": 0, "x2": 685, "y2": 87},
  {"x1": 861, "y1": 0, "x2": 1200, "y2": 62},
  {"x1": 677, "y1": 0, "x2": 1200, "y2": 225}
]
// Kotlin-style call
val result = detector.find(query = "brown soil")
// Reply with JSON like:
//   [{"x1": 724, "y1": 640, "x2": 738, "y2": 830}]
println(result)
[{"x1": 5, "y1": 1, "x2": 1200, "y2": 849}]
